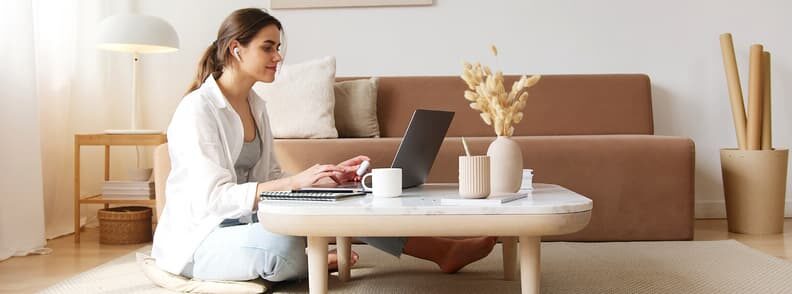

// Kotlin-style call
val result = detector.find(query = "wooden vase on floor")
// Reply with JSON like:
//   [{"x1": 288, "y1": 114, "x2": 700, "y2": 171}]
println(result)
[
  {"x1": 721, "y1": 148, "x2": 789, "y2": 234},
  {"x1": 487, "y1": 136, "x2": 523, "y2": 193}
]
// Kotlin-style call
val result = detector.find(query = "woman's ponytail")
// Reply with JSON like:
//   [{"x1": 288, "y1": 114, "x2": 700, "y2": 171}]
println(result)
[{"x1": 186, "y1": 42, "x2": 220, "y2": 94}]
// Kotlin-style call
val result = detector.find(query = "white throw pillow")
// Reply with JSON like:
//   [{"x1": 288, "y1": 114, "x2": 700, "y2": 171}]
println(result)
[
  {"x1": 253, "y1": 56, "x2": 338, "y2": 138},
  {"x1": 136, "y1": 253, "x2": 268, "y2": 293},
  {"x1": 334, "y1": 77, "x2": 380, "y2": 138}
]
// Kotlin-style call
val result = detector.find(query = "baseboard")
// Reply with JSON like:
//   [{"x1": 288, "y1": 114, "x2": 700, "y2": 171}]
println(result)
[{"x1": 695, "y1": 200, "x2": 792, "y2": 219}]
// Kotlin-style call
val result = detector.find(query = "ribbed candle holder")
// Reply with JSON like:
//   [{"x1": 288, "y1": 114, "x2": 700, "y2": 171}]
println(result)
[{"x1": 459, "y1": 155, "x2": 491, "y2": 198}]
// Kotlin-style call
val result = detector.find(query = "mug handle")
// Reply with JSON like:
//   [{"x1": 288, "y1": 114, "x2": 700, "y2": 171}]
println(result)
[{"x1": 361, "y1": 173, "x2": 373, "y2": 190}]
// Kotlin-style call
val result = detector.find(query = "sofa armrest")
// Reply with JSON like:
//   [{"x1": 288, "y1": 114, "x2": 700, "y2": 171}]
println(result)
[{"x1": 520, "y1": 135, "x2": 694, "y2": 241}]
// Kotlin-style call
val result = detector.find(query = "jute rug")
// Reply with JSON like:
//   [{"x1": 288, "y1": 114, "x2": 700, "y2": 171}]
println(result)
[{"x1": 40, "y1": 240, "x2": 792, "y2": 293}]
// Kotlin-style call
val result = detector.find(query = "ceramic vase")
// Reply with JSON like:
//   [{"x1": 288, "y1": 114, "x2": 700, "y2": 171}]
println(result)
[{"x1": 486, "y1": 136, "x2": 523, "y2": 193}]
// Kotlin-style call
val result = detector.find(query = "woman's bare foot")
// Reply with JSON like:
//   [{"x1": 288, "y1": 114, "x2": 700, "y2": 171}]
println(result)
[
  {"x1": 437, "y1": 236, "x2": 497, "y2": 273},
  {"x1": 327, "y1": 249, "x2": 359, "y2": 272},
  {"x1": 403, "y1": 236, "x2": 498, "y2": 274}
]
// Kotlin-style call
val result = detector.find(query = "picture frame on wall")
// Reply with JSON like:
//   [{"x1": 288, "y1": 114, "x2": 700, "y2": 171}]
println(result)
[{"x1": 270, "y1": 0, "x2": 433, "y2": 9}]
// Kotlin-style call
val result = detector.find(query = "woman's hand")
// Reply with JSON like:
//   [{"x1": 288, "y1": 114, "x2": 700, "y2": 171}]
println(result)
[
  {"x1": 288, "y1": 164, "x2": 346, "y2": 189},
  {"x1": 333, "y1": 155, "x2": 371, "y2": 184}
]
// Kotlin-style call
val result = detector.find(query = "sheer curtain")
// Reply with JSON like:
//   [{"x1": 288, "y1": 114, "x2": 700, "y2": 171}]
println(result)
[
  {"x1": 1, "y1": 0, "x2": 137, "y2": 261},
  {"x1": 0, "y1": 0, "x2": 47, "y2": 262},
  {"x1": 36, "y1": 0, "x2": 137, "y2": 240}
]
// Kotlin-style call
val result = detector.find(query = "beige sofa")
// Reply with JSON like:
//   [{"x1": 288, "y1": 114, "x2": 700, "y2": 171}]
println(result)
[{"x1": 273, "y1": 74, "x2": 695, "y2": 241}]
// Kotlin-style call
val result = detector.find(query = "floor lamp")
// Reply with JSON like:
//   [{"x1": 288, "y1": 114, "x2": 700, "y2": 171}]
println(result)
[{"x1": 97, "y1": 13, "x2": 179, "y2": 134}]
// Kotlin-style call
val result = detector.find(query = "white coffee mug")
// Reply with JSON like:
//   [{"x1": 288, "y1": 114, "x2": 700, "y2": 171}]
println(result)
[{"x1": 362, "y1": 168, "x2": 402, "y2": 197}]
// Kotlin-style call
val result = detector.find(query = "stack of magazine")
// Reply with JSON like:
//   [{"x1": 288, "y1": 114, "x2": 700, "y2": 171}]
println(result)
[{"x1": 102, "y1": 180, "x2": 154, "y2": 199}]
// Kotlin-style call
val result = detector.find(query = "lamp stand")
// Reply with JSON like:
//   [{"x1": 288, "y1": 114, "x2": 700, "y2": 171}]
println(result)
[
  {"x1": 105, "y1": 53, "x2": 162, "y2": 135},
  {"x1": 132, "y1": 52, "x2": 138, "y2": 130}
]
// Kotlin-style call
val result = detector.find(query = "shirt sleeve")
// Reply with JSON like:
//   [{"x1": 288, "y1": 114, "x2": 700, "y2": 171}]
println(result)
[{"x1": 165, "y1": 96, "x2": 257, "y2": 220}]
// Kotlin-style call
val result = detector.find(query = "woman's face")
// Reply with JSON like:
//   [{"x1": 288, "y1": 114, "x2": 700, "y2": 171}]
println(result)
[{"x1": 235, "y1": 25, "x2": 282, "y2": 83}]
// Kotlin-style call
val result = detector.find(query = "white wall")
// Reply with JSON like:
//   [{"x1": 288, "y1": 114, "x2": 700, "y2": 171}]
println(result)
[{"x1": 135, "y1": 0, "x2": 792, "y2": 217}]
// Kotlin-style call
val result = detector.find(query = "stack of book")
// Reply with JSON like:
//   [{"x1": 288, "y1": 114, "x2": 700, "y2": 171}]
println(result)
[{"x1": 102, "y1": 180, "x2": 154, "y2": 199}]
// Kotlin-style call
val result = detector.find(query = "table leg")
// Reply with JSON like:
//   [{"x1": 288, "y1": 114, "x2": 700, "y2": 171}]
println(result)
[
  {"x1": 502, "y1": 236, "x2": 518, "y2": 281},
  {"x1": 336, "y1": 236, "x2": 352, "y2": 282},
  {"x1": 103, "y1": 145, "x2": 110, "y2": 211},
  {"x1": 307, "y1": 236, "x2": 329, "y2": 294},
  {"x1": 519, "y1": 236, "x2": 540, "y2": 294},
  {"x1": 73, "y1": 140, "x2": 80, "y2": 242},
  {"x1": 104, "y1": 145, "x2": 110, "y2": 181}
]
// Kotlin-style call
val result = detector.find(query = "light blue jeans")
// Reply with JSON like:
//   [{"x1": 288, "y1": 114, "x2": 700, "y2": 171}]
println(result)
[{"x1": 181, "y1": 222, "x2": 406, "y2": 282}]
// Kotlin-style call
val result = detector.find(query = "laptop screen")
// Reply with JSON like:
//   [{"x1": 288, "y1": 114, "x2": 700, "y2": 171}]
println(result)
[{"x1": 391, "y1": 109, "x2": 454, "y2": 188}]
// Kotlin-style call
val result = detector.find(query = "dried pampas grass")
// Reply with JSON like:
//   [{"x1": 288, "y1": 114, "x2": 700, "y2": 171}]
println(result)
[{"x1": 461, "y1": 46, "x2": 540, "y2": 136}]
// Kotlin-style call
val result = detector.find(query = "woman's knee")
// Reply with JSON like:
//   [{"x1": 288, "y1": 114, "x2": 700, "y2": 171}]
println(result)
[
  {"x1": 245, "y1": 225, "x2": 308, "y2": 281},
  {"x1": 260, "y1": 254, "x2": 308, "y2": 282},
  {"x1": 251, "y1": 244, "x2": 308, "y2": 282}
]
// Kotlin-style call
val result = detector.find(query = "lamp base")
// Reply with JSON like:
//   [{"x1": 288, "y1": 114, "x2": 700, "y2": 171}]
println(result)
[{"x1": 104, "y1": 129, "x2": 163, "y2": 135}]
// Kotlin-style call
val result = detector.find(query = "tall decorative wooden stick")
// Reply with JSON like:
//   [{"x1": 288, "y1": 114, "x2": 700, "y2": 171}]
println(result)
[
  {"x1": 746, "y1": 44, "x2": 764, "y2": 150},
  {"x1": 761, "y1": 51, "x2": 772, "y2": 150},
  {"x1": 719, "y1": 33, "x2": 748, "y2": 150}
]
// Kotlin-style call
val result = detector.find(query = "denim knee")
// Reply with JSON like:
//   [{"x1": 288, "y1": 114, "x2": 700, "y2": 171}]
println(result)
[
  {"x1": 258, "y1": 253, "x2": 308, "y2": 282},
  {"x1": 245, "y1": 226, "x2": 308, "y2": 281}
]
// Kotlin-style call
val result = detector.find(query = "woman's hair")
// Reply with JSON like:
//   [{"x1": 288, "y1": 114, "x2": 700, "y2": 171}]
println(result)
[{"x1": 186, "y1": 8, "x2": 283, "y2": 94}]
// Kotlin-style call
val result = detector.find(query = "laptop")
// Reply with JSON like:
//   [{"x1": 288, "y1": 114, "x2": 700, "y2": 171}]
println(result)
[{"x1": 297, "y1": 109, "x2": 455, "y2": 192}]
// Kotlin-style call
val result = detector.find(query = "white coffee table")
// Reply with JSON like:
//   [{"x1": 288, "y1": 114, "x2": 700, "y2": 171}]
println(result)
[{"x1": 257, "y1": 183, "x2": 592, "y2": 294}]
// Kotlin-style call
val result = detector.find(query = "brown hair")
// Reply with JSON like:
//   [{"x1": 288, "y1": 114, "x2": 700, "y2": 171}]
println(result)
[{"x1": 186, "y1": 8, "x2": 283, "y2": 94}]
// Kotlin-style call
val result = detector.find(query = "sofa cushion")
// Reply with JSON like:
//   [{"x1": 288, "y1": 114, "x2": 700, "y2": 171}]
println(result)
[
  {"x1": 254, "y1": 56, "x2": 338, "y2": 139},
  {"x1": 334, "y1": 77, "x2": 380, "y2": 138}
]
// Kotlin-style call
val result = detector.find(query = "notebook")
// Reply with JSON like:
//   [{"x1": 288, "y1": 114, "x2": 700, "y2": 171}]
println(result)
[
  {"x1": 259, "y1": 191, "x2": 365, "y2": 202},
  {"x1": 440, "y1": 192, "x2": 528, "y2": 206}
]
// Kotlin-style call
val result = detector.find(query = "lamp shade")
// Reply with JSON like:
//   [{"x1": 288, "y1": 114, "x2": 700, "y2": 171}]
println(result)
[{"x1": 97, "y1": 13, "x2": 179, "y2": 54}]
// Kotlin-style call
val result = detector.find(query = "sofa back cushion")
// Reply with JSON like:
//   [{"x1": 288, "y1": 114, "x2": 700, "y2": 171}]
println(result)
[
  {"x1": 334, "y1": 77, "x2": 380, "y2": 138},
  {"x1": 340, "y1": 74, "x2": 653, "y2": 137}
]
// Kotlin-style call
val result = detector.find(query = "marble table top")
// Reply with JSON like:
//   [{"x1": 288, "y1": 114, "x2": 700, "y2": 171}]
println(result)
[{"x1": 258, "y1": 183, "x2": 592, "y2": 216}]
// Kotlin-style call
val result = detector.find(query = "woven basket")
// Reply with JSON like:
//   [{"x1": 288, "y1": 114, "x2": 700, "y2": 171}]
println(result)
[{"x1": 98, "y1": 206, "x2": 152, "y2": 245}]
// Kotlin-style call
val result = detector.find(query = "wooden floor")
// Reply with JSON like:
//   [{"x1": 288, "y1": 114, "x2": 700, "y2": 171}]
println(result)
[
  {"x1": 1, "y1": 219, "x2": 790, "y2": 294},
  {"x1": 0, "y1": 228, "x2": 147, "y2": 294},
  {"x1": 692, "y1": 219, "x2": 792, "y2": 260}
]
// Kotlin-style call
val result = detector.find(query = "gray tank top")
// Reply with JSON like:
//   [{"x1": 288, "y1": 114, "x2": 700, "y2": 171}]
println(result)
[
  {"x1": 234, "y1": 129, "x2": 261, "y2": 184},
  {"x1": 220, "y1": 129, "x2": 262, "y2": 227}
]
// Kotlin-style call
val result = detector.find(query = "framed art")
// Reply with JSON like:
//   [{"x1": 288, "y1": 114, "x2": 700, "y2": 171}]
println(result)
[{"x1": 270, "y1": 0, "x2": 433, "y2": 9}]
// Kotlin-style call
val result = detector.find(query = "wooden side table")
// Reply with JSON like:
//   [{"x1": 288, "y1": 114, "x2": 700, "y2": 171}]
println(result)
[{"x1": 73, "y1": 133, "x2": 167, "y2": 242}]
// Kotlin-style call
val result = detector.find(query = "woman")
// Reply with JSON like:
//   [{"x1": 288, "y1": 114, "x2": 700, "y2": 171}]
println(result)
[{"x1": 152, "y1": 8, "x2": 496, "y2": 282}]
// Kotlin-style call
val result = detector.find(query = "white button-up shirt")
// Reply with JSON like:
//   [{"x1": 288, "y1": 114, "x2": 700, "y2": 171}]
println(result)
[{"x1": 152, "y1": 75, "x2": 285, "y2": 274}]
